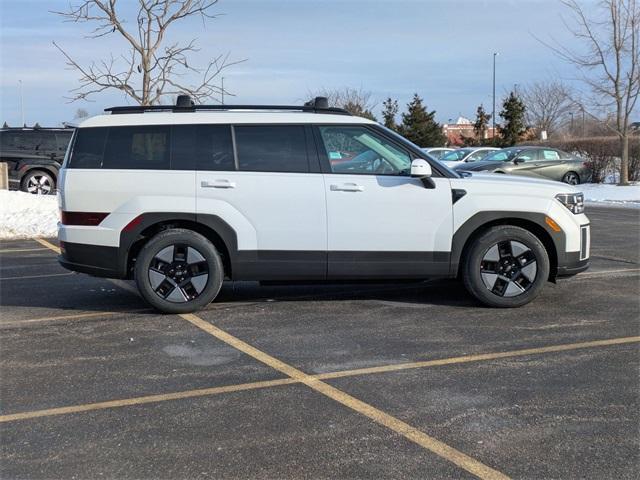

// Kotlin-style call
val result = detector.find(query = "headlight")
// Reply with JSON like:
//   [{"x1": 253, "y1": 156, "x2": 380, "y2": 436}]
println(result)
[{"x1": 556, "y1": 193, "x2": 584, "y2": 214}]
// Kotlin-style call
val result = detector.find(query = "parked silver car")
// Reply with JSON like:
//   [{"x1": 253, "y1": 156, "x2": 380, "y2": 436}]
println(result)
[
  {"x1": 439, "y1": 147, "x2": 499, "y2": 167},
  {"x1": 454, "y1": 146, "x2": 592, "y2": 185}
]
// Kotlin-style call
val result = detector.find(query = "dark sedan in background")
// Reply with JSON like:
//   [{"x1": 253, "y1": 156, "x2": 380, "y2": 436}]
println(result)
[{"x1": 454, "y1": 146, "x2": 592, "y2": 185}]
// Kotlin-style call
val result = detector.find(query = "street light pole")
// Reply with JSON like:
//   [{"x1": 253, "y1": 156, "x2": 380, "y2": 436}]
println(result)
[
  {"x1": 492, "y1": 52, "x2": 498, "y2": 138},
  {"x1": 570, "y1": 112, "x2": 575, "y2": 134},
  {"x1": 19, "y1": 80, "x2": 25, "y2": 127}
]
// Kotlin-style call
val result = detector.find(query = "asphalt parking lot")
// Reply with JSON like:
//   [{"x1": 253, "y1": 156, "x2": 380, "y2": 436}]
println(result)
[{"x1": 1, "y1": 206, "x2": 638, "y2": 480}]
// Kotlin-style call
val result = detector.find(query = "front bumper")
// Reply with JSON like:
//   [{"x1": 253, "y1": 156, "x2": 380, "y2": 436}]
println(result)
[
  {"x1": 556, "y1": 223, "x2": 590, "y2": 277},
  {"x1": 556, "y1": 252, "x2": 590, "y2": 277}
]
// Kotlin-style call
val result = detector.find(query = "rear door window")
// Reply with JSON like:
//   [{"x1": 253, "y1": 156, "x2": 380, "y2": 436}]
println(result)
[
  {"x1": 172, "y1": 124, "x2": 234, "y2": 171},
  {"x1": 102, "y1": 126, "x2": 170, "y2": 170},
  {"x1": 235, "y1": 125, "x2": 309, "y2": 173},
  {"x1": 541, "y1": 149, "x2": 560, "y2": 160}
]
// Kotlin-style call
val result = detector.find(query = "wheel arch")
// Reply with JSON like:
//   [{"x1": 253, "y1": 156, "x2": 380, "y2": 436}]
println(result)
[
  {"x1": 20, "y1": 166, "x2": 58, "y2": 187},
  {"x1": 452, "y1": 212, "x2": 563, "y2": 280},
  {"x1": 119, "y1": 213, "x2": 238, "y2": 280}
]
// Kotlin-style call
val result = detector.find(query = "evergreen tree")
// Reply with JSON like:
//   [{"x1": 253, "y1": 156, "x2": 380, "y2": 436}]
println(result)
[
  {"x1": 399, "y1": 94, "x2": 446, "y2": 147},
  {"x1": 498, "y1": 92, "x2": 527, "y2": 146},
  {"x1": 473, "y1": 104, "x2": 491, "y2": 140},
  {"x1": 381, "y1": 97, "x2": 399, "y2": 131},
  {"x1": 342, "y1": 101, "x2": 377, "y2": 122}
]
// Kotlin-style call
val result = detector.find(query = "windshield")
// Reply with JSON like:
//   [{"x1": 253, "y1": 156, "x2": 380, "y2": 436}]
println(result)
[
  {"x1": 441, "y1": 149, "x2": 472, "y2": 161},
  {"x1": 481, "y1": 148, "x2": 522, "y2": 162}
]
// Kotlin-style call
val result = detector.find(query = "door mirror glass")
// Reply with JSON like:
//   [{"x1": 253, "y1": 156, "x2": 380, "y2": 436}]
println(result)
[{"x1": 411, "y1": 159, "x2": 432, "y2": 177}]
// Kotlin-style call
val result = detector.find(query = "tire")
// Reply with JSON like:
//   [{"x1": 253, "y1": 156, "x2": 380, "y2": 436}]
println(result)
[
  {"x1": 134, "y1": 229, "x2": 224, "y2": 313},
  {"x1": 462, "y1": 225, "x2": 550, "y2": 308},
  {"x1": 562, "y1": 171, "x2": 580, "y2": 185},
  {"x1": 21, "y1": 170, "x2": 55, "y2": 195}
]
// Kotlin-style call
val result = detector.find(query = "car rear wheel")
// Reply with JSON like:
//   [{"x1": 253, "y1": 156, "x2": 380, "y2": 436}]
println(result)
[
  {"x1": 462, "y1": 225, "x2": 550, "y2": 308},
  {"x1": 562, "y1": 171, "x2": 580, "y2": 185},
  {"x1": 21, "y1": 170, "x2": 55, "y2": 195},
  {"x1": 135, "y1": 229, "x2": 224, "y2": 313}
]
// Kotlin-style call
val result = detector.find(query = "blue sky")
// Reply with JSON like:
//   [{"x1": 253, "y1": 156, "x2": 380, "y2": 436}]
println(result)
[{"x1": 1, "y1": 0, "x2": 590, "y2": 126}]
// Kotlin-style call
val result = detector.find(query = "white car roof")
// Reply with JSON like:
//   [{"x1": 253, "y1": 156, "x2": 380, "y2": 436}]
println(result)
[{"x1": 79, "y1": 111, "x2": 377, "y2": 128}]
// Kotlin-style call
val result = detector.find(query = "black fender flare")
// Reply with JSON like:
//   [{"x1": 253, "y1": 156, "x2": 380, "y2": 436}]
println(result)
[
  {"x1": 450, "y1": 211, "x2": 565, "y2": 278},
  {"x1": 117, "y1": 212, "x2": 238, "y2": 278}
]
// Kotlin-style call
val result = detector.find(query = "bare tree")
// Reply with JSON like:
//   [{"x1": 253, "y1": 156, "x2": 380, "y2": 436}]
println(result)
[
  {"x1": 306, "y1": 87, "x2": 377, "y2": 120},
  {"x1": 52, "y1": 0, "x2": 244, "y2": 105},
  {"x1": 74, "y1": 108, "x2": 89, "y2": 119},
  {"x1": 542, "y1": 0, "x2": 639, "y2": 185},
  {"x1": 521, "y1": 81, "x2": 576, "y2": 137}
]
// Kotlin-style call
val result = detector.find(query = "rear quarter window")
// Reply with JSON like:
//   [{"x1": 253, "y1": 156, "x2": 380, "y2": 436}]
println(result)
[
  {"x1": 103, "y1": 126, "x2": 170, "y2": 170},
  {"x1": 67, "y1": 128, "x2": 107, "y2": 168}
]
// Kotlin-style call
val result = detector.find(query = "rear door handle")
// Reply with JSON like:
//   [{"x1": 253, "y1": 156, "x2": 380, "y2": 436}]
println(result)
[
  {"x1": 201, "y1": 180, "x2": 236, "y2": 189},
  {"x1": 330, "y1": 183, "x2": 364, "y2": 192}
]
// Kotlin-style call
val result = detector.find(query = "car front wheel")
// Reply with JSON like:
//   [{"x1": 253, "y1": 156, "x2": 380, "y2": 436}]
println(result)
[
  {"x1": 135, "y1": 229, "x2": 224, "y2": 313},
  {"x1": 462, "y1": 226, "x2": 550, "y2": 308}
]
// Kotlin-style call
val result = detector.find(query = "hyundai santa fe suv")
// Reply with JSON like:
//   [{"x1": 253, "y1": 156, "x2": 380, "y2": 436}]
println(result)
[{"x1": 57, "y1": 96, "x2": 590, "y2": 313}]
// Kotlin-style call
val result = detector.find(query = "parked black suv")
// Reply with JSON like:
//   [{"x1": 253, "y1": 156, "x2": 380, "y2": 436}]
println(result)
[{"x1": 0, "y1": 126, "x2": 74, "y2": 194}]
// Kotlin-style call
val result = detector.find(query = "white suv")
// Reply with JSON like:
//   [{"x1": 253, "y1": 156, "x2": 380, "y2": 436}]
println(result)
[{"x1": 57, "y1": 96, "x2": 590, "y2": 313}]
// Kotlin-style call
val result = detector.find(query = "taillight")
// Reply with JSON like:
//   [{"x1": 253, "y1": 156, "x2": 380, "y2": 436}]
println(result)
[{"x1": 61, "y1": 211, "x2": 109, "y2": 226}]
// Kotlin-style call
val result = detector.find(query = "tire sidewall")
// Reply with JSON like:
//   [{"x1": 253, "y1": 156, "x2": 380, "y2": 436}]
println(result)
[
  {"x1": 463, "y1": 226, "x2": 550, "y2": 308},
  {"x1": 21, "y1": 170, "x2": 55, "y2": 195},
  {"x1": 562, "y1": 172, "x2": 580, "y2": 185},
  {"x1": 135, "y1": 229, "x2": 224, "y2": 313}
]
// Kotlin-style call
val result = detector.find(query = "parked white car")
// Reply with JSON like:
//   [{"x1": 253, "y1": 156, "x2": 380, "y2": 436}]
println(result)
[
  {"x1": 58, "y1": 96, "x2": 590, "y2": 313},
  {"x1": 421, "y1": 147, "x2": 455, "y2": 160},
  {"x1": 439, "y1": 147, "x2": 500, "y2": 167}
]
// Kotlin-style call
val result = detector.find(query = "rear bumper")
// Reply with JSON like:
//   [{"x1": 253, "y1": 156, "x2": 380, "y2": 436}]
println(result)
[{"x1": 58, "y1": 241, "x2": 125, "y2": 278}]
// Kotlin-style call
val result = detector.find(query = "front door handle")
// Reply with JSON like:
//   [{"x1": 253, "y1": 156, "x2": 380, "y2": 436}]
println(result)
[
  {"x1": 201, "y1": 180, "x2": 236, "y2": 189},
  {"x1": 330, "y1": 183, "x2": 364, "y2": 192}
]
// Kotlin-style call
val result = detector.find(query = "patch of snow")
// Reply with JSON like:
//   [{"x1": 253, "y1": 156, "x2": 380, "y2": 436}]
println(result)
[
  {"x1": 580, "y1": 183, "x2": 640, "y2": 208},
  {"x1": 0, "y1": 190, "x2": 58, "y2": 239}
]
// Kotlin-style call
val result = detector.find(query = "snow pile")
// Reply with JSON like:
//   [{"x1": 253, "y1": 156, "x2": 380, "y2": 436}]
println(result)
[
  {"x1": 0, "y1": 191, "x2": 59, "y2": 239},
  {"x1": 581, "y1": 183, "x2": 640, "y2": 208}
]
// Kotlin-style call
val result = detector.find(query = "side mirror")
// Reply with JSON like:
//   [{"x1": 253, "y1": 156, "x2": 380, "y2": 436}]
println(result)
[
  {"x1": 410, "y1": 159, "x2": 435, "y2": 189},
  {"x1": 410, "y1": 159, "x2": 432, "y2": 178},
  {"x1": 513, "y1": 158, "x2": 522, "y2": 165}
]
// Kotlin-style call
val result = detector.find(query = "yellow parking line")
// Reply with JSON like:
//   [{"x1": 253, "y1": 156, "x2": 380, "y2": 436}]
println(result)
[
  {"x1": 178, "y1": 313, "x2": 509, "y2": 480},
  {"x1": 0, "y1": 272, "x2": 73, "y2": 281},
  {"x1": 0, "y1": 308, "x2": 151, "y2": 327},
  {"x1": 0, "y1": 247, "x2": 50, "y2": 253},
  {"x1": 315, "y1": 336, "x2": 640, "y2": 380},
  {"x1": 33, "y1": 238, "x2": 60, "y2": 253},
  {"x1": 0, "y1": 378, "x2": 297, "y2": 423},
  {"x1": 1, "y1": 334, "x2": 636, "y2": 444}
]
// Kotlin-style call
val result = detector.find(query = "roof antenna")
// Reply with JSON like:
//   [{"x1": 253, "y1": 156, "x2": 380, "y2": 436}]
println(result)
[
  {"x1": 176, "y1": 94, "x2": 194, "y2": 108},
  {"x1": 304, "y1": 96, "x2": 329, "y2": 109}
]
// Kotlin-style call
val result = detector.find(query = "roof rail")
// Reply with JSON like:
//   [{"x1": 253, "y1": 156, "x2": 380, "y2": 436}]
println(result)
[{"x1": 104, "y1": 96, "x2": 352, "y2": 116}]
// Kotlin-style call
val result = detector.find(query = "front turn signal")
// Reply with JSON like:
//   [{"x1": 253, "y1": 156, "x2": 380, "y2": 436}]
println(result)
[{"x1": 545, "y1": 216, "x2": 562, "y2": 232}]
